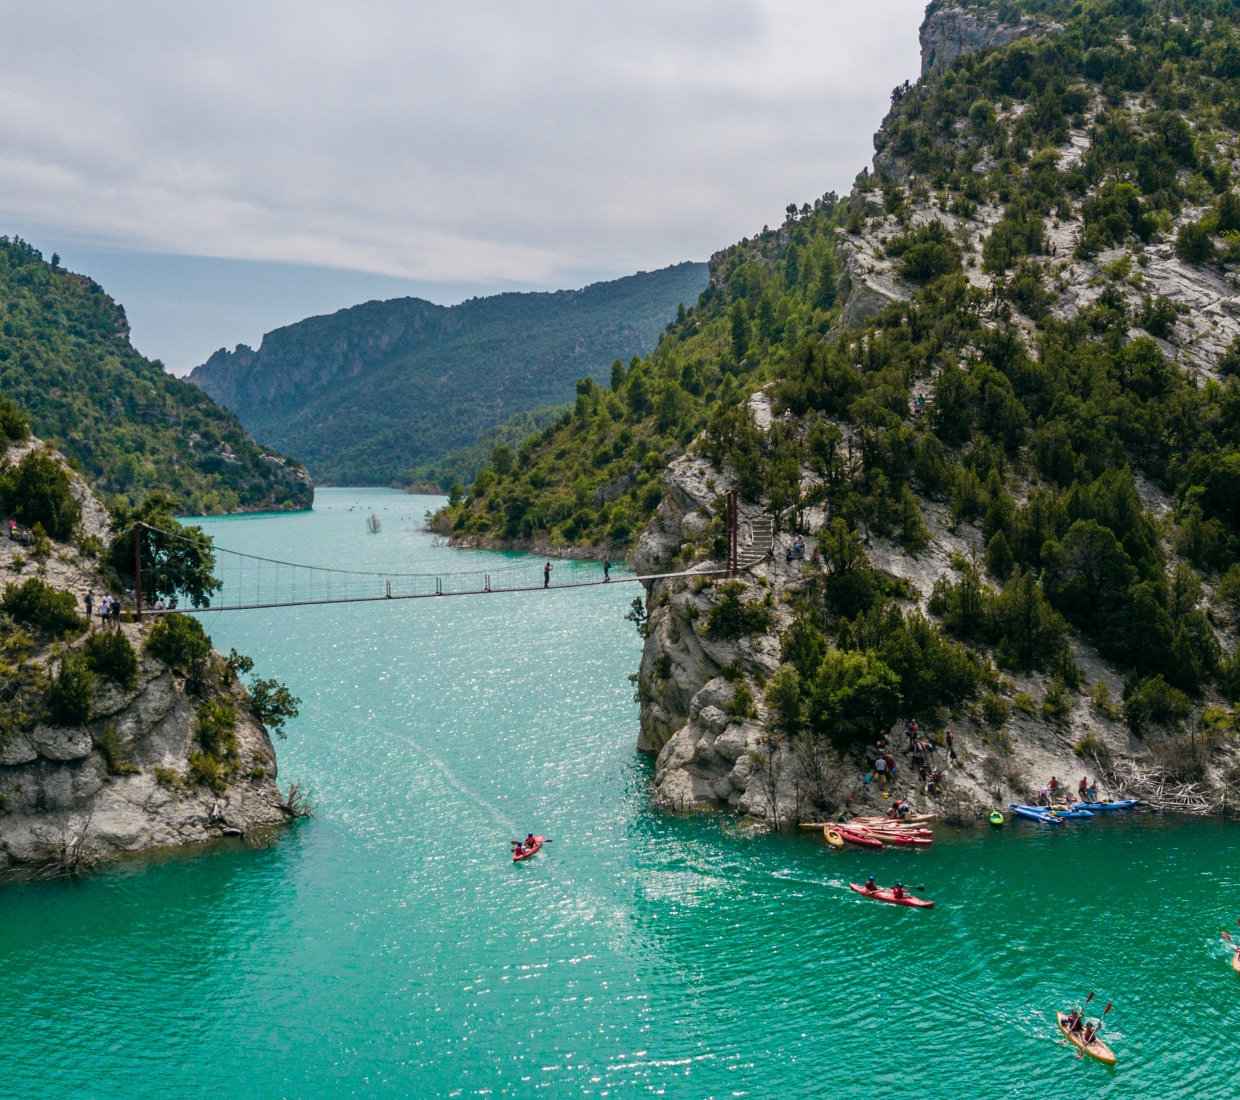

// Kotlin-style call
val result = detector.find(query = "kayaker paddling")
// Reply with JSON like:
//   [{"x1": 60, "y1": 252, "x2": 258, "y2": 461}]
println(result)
[
  {"x1": 1055, "y1": 993, "x2": 1116, "y2": 1065},
  {"x1": 511, "y1": 834, "x2": 547, "y2": 862}
]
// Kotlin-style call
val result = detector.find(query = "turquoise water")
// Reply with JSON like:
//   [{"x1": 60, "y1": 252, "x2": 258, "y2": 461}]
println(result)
[{"x1": 3, "y1": 487, "x2": 1240, "y2": 1098}]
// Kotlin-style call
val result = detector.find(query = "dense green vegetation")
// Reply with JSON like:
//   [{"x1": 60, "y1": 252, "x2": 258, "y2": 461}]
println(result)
[
  {"x1": 189, "y1": 263, "x2": 708, "y2": 485},
  {"x1": 0, "y1": 238, "x2": 311, "y2": 514},
  {"x1": 0, "y1": 448, "x2": 81, "y2": 539},
  {"x1": 2, "y1": 577, "x2": 86, "y2": 637},
  {"x1": 432, "y1": 202, "x2": 845, "y2": 545},
  {"x1": 396, "y1": 405, "x2": 568, "y2": 493},
  {"x1": 440, "y1": 0, "x2": 1240, "y2": 733}
]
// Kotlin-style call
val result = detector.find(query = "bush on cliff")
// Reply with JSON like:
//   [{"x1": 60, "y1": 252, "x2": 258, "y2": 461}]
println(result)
[
  {"x1": 45, "y1": 653, "x2": 94, "y2": 726},
  {"x1": 705, "y1": 583, "x2": 772, "y2": 640},
  {"x1": 83, "y1": 630, "x2": 138, "y2": 689},
  {"x1": 189, "y1": 699, "x2": 238, "y2": 794},
  {"x1": 0, "y1": 449, "x2": 81, "y2": 540},
  {"x1": 145, "y1": 613, "x2": 212, "y2": 690},
  {"x1": 2, "y1": 577, "x2": 85, "y2": 636},
  {"x1": 0, "y1": 393, "x2": 29, "y2": 448}
]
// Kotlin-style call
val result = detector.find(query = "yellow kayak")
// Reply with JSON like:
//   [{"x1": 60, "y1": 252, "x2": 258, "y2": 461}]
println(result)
[
  {"x1": 1056, "y1": 1012, "x2": 1116, "y2": 1065},
  {"x1": 823, "y1": 826, "x2": 844, "y2": 849},
  {"x1": 1232, "y1": 949, "x2": 1240, "y2": 974}
]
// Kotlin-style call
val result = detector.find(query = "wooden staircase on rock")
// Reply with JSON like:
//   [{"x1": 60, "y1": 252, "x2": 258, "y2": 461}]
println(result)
[{"x1": 737, "y1": 515, "x2": 773, "y2": 569}]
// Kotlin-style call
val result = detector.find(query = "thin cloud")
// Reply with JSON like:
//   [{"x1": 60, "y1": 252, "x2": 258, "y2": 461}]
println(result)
[{"x1": 0, "y1": 0, "x2": 926, "y2": 284}]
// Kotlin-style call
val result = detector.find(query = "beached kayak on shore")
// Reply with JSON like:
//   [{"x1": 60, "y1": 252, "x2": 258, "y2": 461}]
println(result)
[{"x1": 1010, "y1": 805, "x2": 1064, "y2": 825}]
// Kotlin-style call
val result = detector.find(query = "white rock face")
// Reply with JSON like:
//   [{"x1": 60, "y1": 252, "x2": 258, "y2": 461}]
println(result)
[{"x1": 919, "y1": 5, "x2": 1059, "y2": 76}]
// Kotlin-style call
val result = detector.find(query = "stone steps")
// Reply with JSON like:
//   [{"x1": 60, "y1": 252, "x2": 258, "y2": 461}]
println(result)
[{"x1": 737, "y1": 515, "x2": 773, "y2": 568}]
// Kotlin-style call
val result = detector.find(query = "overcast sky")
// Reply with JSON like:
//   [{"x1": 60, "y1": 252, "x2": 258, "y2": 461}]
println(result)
[{"x1": 0, "y1": 0, "x2": 926, "y2": 371}]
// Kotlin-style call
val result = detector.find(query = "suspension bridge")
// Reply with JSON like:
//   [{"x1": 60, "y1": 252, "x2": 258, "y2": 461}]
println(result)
[{"x1": 129, "y1": 492, "x2": 747, "y2": 618}]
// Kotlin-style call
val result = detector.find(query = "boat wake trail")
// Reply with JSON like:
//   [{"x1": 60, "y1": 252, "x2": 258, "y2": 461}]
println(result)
[{"x1": 425, "y1": 751, "x2": 517, "y2": 836}]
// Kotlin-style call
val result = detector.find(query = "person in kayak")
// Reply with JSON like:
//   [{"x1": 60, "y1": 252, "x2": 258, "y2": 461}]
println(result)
[
  {"x1": 863, "y1": 876, "x2": 878, "y2": 893},
  {"x1": 513, "y1": 833, "x2": 537, "y2": 854},
  {"x1": 891, "y1": 882, "x2": 908, "y2": 899}
]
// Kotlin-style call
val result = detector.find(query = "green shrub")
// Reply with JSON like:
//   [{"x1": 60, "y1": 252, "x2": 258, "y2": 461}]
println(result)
[
  {"x1": 187, "y1": 751, "x2": 227, "y2": 794},
  {"x1": 1216, "y1": 563, "x2": 1240, "y2": 624},
  {"x1": 1217, "y1": 653, "x2": 1240, "y2": 702},
  {"x1": 1140, "y1": 294, "x2": 1178, "y2": 337},
  {"x1": 1012, "y1": 692, "x2": 1037, "y2": 715},
  {"x1": 0, "y1": 449, "x2": 81, "y2": 540},
  {"x1": 725, "y1": 679, "x2": 759, "y2": 721},
  {"x1": 0, "y1": 393, "x2": 29, "y2": 448},
  {"x1": 83, "y1": 630, "x2": 138, "y2": 688},
  {"x1": 94, "y1": 723, "x2": 137, "y2": 775},
  {"x1": 706, "y1": 582, "x2": 772, "y2": 639},
  {"x1": 145, "y1": 613, "x2": 211, "y2": 677},
  {"x1": 764, "y1": 664, "x2": 802, "y2": 734},
  {"x1": 889, "y1": 220, "x2": 963, "y2": 283},
  {"x1": 1041, "y1": 678, "x2": 1074, "y2": 725},
  {"x1": 46, "y1": 654, "x2": 94, "y2": 726},
  {"x1": 982, "y1": 693, "x2": 1010, "y2": 727},
  {"x1": 808, "y1": 649, "x2": 902, "y2": 750},
  {"x1": 1088, "y1": 680, "x2": 1121, "y2": 720},
  {"x1": 1073, "y1": 731, "x2": 1110, "y2": 762},
  {"x1": 2, "y1": 578, "x2": 85, "y2": 636},
  {"x1": 1123, "y1": 674, "x2": 1191, "y2": 736},
  {"x1": 1175, "y1": 220, "x2": 1216, "y2": 265},
  {"x1": 245, "y1": 674, "x2": 298, "y2": 734},
  {"x1": 194, "y1": 699, "x2": 237, "y2": 757}
]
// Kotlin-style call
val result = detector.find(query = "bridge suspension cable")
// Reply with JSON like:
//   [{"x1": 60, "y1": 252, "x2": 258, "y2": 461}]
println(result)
[{"x1": 131, "y1": 521, "x2": 734, "y2": 616}]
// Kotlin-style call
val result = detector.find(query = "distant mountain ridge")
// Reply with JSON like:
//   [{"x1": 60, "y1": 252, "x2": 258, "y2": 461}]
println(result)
[
  {"x1": 0, "y1": 237, "x2": 312, "y2": 515},
  {"x1": 189, "y1": 262, "x2": 708, "y2": 485}
]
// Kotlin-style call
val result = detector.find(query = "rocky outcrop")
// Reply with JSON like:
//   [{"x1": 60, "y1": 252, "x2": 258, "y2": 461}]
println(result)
[
  {"x1": 919, "y1": 4, "x2": 1058, "y2": 76},
  {"x1": 0, "y1": 444, "x2": 292, "y2": 876},
  {"x1": 0, "y1": 644, "x2": 287, "y2": 872}
]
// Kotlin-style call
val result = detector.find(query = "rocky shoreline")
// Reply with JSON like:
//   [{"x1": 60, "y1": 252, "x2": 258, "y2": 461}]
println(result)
[{"x1": 0, "y1": 441, "x2": 296, "y2": 878}]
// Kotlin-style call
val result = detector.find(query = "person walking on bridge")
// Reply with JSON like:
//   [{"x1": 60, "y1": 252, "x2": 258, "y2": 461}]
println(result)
[
  {"x1": 603, "y1": 557, "x2": 611, "y2": 582},
  {"x1": 544, "y1": 562, "x2": 552, "y2": 589}
]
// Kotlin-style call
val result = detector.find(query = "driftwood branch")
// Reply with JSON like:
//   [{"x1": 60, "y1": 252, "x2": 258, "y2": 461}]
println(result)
[{"x1": 273, "y1": 779, "x2": 314, "y2": 819}]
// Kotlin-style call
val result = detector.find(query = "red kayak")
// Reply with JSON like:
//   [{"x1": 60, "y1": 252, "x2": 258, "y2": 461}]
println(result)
[
  {"x1": 512, "y1": 835, "x2": 544, "y2": 862},
  {"x1": 850, "y1": 883, "x2": 934, "y2": 909},
  {"x1": 836, "y1": 827, "x2": 884, "y2": 849}
]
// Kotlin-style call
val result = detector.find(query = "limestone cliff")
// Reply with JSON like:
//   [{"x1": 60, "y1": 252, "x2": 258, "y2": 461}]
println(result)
[
  {"x1": 634, "y1": 3, "x2": 1240, "y2": 824},
  {"x1": 0, "y1": 442, "x2": 292, "y2": 876},
  {"x1": 918, "y1": 3, "x2": 1058, "y2": 77}
]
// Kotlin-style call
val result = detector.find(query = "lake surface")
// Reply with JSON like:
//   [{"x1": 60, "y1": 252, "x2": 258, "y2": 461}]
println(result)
[{"x1": 3, "y1": 487, "x2": 1239, "y2": 1098}]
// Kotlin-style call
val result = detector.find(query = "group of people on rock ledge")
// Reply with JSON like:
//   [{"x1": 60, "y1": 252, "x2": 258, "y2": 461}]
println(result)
[{"x1": 868, "y1": 719, "x2": 957, "y2": 795}]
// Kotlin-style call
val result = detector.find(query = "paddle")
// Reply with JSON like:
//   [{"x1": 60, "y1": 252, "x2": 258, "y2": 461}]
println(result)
[
  {"x1": 1223, "y1": 929, "x2": 1235, "y2": 946},
  {"x1": 1075, "y1": 999, "x2": 1112, "y2": 1058}
]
